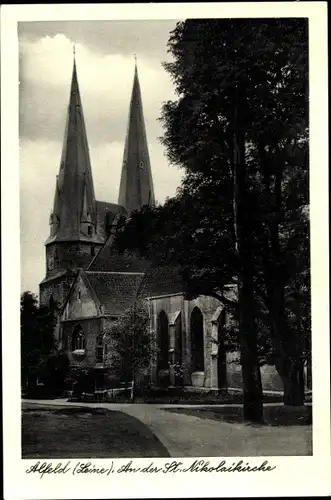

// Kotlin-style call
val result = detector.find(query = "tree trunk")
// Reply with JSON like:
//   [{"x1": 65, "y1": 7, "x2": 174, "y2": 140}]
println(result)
[
  {"x1": 276, "y1": 355, "x2": 304, "y2": 406},
  {"x1": 258, "y1": 142, "x2": 304, "y2": 406},
  {"x1": 233, "y1": 92, "x2": 263, "y2": 423},
  {"x1": 238, "y1": 280, "x2": 264, "y2": 421}
]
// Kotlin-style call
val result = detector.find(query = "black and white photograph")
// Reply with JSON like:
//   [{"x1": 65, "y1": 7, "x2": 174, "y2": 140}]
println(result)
[{"x1": 1, "y1": 3, "x2": 330, "y2": 499}]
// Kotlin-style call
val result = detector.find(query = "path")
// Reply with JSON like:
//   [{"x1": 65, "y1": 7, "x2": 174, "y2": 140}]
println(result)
[{"x1": 22, "y1": 399, "x2": 312, "y2": 457}]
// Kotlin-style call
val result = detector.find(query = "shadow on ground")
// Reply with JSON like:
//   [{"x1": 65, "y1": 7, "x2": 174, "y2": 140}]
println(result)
[
  {"x1": 164, "y1": 404, "x2": 312, "y2": 426},
  {"x1": 22, "y1": 406, "x2": 170, "y2": 458}
]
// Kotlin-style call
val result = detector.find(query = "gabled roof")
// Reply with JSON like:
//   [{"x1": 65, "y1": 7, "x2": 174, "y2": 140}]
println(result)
[
  {"x1": 118, "y1": 62, "x2": 155, "y2": 213},
  {"x1": 139, "y1": 265, "x2": 185, "y2": 298},
  {"x1": 85, "y1": 271, "x2": 145, "y2": 316},
  {"x1": 87, "y1": 230, "x2": 150, "y2": 273},
  {"x1": 60, "y1": 269, "x2": 102, "y2": 317},
  {"x1": 39, "y1": 269, "x2": 76, "y2": 286}
]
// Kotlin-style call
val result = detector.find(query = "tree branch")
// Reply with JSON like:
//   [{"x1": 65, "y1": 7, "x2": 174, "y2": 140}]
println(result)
[{"x1": 208, "y1": 291, "x2": 237, "y2": 309}]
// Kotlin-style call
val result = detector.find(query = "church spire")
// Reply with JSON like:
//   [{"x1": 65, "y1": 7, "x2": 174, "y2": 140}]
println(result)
[
  {"x1": 118, "y1": 58, "x2": 155, "y2": 212},
  {"x1": 48, "y1": 51, "x2": 98, "y2": 242}
]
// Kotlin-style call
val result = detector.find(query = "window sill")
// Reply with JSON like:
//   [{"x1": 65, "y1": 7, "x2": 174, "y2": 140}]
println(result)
[{"x1": 72, "y1": 349, "x2": 86, "y2": 357}]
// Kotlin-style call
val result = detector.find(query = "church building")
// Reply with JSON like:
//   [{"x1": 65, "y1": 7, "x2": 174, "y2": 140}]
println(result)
[{"x1": 40, "y1": 54, "x2": 295, "y2": 395}]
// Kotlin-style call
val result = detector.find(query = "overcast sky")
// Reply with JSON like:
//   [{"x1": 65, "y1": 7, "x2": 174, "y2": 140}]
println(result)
[{"x1": 19, "y1": 20, "x2": 184, "y2": 296}]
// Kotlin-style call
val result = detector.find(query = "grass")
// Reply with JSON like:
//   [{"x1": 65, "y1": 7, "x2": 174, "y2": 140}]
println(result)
[
  {"x1": 67, "y1": 389, "x2": 287, "y2": 405},
  {"x1": 22, "y1": 405, "x2": 170, "y2": 458},
  {"x1": 165, "y1": 404, "x2": 312, "y2": 426},
  {"x1": 138, "y1": 390, "x2": 285, "y2": 405}
]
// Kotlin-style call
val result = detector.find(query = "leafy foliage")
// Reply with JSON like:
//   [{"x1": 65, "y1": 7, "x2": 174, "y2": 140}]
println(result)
[
  {"x1": 21, "y1": 291, "x2": 69, "y2": 396},
  {"x1": 104, "y1": 301, "x2": 157, "y2": 387},
  {"x1": 115, "y1": 19, "x2": 309, "y2": 411}
]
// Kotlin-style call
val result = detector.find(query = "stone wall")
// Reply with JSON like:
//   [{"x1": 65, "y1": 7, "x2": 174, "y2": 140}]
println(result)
[
  {"x1": 61, "y1": 317, "x2": 104, "y2": 367},
  {"x1": 148, "y1": 294, "x2": 185, "y2": 386},
  {"x1": 39, "y1": 273, "x2": 74, "y2": 308},
  {"x1": 62, "y1": 273, "x2": 99, "y2": 320},
  {"x1": 184, "y1": 295, "x2": 222, "y2": 389},
  {"x1": 147, "y1": 293, "x2": 307, "y2": 393},
  {"x1": 45, "y1": 241, "x2": 103, "y2": 279}
]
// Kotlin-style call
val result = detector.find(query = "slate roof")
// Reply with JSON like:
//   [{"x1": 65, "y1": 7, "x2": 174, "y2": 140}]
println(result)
[
  {"x1": 88, "y1": 231, "x2": 150, "y2": 273},
  {"x1": 47, "y1": 57, "x2": 100, "y2": 244},
  {"x1": 118, "y1": 63, "x2": 155, "y2": 212},
  {"x1": 84, "y1": 271, "x2": 145, "y2": 316},
  {"x1": 39, "y1": 269, "x2": 75, "y2": 285},
  {"x1": 139, "y1": 265, "x2": 185, "y2": 299}
]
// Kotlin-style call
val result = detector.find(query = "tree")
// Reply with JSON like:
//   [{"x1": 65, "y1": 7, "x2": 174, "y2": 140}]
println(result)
[
  {"x1": 21, "y1": 291, "x2": 68, "y2": 397},
  {"x1": 65, "y1": 365, "x2": 95, "y2": 399},
  {"x1": 38, "y1": 349, "x2": 71, "y2": 396},
  {"x1": 104, "y1": 302, "x2": 157, "y2": 400},
  {"x1": 160, "y1": 18, "x2": 308, "y2": 411},
  {"x1": 21, "y1": 291, "x2": 40, "y2": 393},
  {"x1": 115, "y1": 19, "x2": 309, "y2": 415}
]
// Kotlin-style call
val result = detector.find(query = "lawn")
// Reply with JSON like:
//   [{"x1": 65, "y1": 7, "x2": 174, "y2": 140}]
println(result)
[
  {"x1": 165, "y1": 404, "x2": 312, "y2": 426},
  {"x1": 22, "y1": 405, "x2": 170, "y2": 458}
]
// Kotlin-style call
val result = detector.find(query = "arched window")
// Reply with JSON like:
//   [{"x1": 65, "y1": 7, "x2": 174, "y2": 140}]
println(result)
[
  {"x1": 217, "y1": 310, "x2": 227, "y2": 388},
  {"x1": 157, "y1": 311, "x2": 169, "y2": 370},
  {"x1": 190, "y1": 307, "x2": 204, "y2": 372},
  {"x1": 72, "y1": 324, "x2": 85, "y2": 351},
  {"x1": 54, "y1": 247, "x2": 59, "y2": 266},
  {"x1": 49, "y1": 295, "x2": 55, "y2": 310},
  {"x1": 48, "y1": 256, "x2": 54, "y2": 271},
  {"x1": 95, "y1": 335, "x2": 104, "y2": 363}
]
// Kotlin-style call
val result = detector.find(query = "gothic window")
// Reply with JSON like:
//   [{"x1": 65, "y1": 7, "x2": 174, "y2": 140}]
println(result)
[
  {"x1": 91, "y1": 245, "x2": 95, "y2": 256},
  {"x1": 49, "y1": 296, "x2": 55, "y2": 310},
  {"x1": 217, "y1": 310, "x2": 227, "y2": 388},
  {"x1": 72, "y1": 324, "x2": 85, "y2": 351},
  {"x1": 54, "y1": 247, "x2": 59, "y2": 266},
  {"x1": 157, "y1": 311, "x2": 169, "y2": 371},
  {"x1": 190, "y1": 307, "x2": 204, "y2": 372},
  {"x1": 95, "y1": 335, "x2": 104, "y2": 363},
  {"x1": 88, "y1": 226, "x2": 93, "y2": 236}
]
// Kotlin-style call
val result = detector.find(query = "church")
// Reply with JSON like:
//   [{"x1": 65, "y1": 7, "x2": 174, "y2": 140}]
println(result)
[{"x1": 39, "y1": 54, "x2": 293, "y2": 395}]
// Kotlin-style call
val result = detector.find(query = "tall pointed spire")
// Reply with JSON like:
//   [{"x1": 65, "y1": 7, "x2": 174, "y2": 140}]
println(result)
[
  {"x1": 48, "y1": 51, "x2": 98, "y2": 242},
  {"x1": 118, "y1": 59, "x2": 155, "y2": 212}
]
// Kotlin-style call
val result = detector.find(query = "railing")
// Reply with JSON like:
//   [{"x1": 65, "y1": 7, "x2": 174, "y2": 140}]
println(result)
[{"x1": 68, "y1": 381, "x2": 134, "y2": 402}]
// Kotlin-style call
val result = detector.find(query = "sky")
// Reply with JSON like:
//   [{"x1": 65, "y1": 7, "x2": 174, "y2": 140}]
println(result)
[{"x1": 19, "y1": 20, "x2": 184, "y2": 296}]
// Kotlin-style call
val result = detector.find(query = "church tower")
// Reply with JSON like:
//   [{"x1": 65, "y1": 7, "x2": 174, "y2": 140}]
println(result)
[
  {"x1": 118, "y1": 59, "x2": 155, "y2": 212},
  {"x1": 39, "y1": 53, "x2": 104, "y2": 307}
]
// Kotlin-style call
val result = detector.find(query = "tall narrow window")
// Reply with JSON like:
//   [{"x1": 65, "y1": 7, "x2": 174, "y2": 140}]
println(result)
[
  {"x1": 157, "y1": 311, "x2": 169, "y2": 371},
  {"x1": 217, "y1": 310, "x2": 227, "y2": 388},
  {"x1": 190, "y1": 307, "x2": 204, "y2": 371},
  {"x1": 95, "y1": 335, "x2": 104, "y2": 363},
  {"x1": 49, "y1": 296, "x2": 55, "y2": 310},
  {"x1": 72, "y1": 324, "x2": 85, "y2": 351}
]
